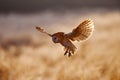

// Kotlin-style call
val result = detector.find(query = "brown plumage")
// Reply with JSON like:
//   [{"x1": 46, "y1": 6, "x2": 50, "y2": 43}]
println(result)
[{"x1": 36, "y1": 19, "x2": 94, "y2": 57}]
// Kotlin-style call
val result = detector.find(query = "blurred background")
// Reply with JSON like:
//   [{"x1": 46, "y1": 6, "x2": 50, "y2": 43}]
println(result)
[
  {"x1": 0, "y1": 0, "x2": 120, "y2": 80},
  {"x1": 0, "y1": 0, "x2": 120, "y2": 13}
]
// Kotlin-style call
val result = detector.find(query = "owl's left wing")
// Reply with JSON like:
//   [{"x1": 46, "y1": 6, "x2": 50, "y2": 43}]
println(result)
[{"x1": 65, "y1": 19, "x2": 94, "y2": 41}]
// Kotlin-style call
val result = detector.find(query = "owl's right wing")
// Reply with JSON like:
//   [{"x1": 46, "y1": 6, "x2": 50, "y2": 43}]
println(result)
[
  {"x1": 36, "y1": 26, "x2": 52, "y2": 37},
  {"x1": 65, "y1": 19, "x2": 94, "y2": 41}
]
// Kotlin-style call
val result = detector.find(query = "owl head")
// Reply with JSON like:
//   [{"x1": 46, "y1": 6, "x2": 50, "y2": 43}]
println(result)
[{"x1": 52, "y1": 32, "x2": 64, "y2": 43}]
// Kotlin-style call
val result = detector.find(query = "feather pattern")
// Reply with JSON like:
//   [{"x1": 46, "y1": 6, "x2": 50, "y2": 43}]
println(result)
[{"x1": 66, "y1": 19, "x2": 94, "y2": 41}]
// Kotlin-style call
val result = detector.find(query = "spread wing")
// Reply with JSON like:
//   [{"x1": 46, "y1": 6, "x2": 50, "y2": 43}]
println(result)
[
  {"x1": 65, "y1": 19, "x2": 94, "y2": 41},
  {"x1": 36, "y1": 26, "x2": 52, "y2": 37}
]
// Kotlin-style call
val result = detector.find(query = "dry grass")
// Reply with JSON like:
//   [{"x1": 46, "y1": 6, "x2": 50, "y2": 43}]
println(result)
[{"x1": 0, "y1": 10, "x2": 120, "y2": 80}]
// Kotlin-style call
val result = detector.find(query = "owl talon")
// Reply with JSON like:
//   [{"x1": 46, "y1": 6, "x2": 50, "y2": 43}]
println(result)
[
  {"x1": 64, "y1": 50, "x2": 72, "y2": 57},
  {"x1": 68, "y1": 53, "x2": 71, "y2": 57},
  {"x1": 64, "y1": 51, "x2": 67, "y2": 56}
]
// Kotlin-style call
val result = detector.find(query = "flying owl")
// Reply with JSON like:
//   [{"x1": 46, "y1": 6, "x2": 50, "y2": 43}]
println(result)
[{"x1": 36, "y1": 19, "x2": 94, "y2": 57}]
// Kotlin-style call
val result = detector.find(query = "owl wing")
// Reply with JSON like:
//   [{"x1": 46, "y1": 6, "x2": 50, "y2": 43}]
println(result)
[
  {"x1": 36, "y1": 26, "x2": 52, "y2": 37},
  {"x1": 65, "y1": 19, "x2": 94, "y2": 41}
]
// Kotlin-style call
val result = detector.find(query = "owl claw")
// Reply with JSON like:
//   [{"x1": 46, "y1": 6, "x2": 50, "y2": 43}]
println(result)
[
  {"x1": 64, "y1": 50, "x2": 72, "y2": 57},
  {"x1": 64, "y1": 51, "x2": 67, "y2": 56},
  {"x1": 68, "y1": 53, "x2": 71, "y2": 57}
]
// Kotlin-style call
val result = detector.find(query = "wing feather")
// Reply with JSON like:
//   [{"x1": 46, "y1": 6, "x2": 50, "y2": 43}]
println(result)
[
  {"x1": 65, "y1": 19, "x2": 94, "y2": 41},
  {"x1": 36, "y1": 26, "x2": 52, "y2": 37}
]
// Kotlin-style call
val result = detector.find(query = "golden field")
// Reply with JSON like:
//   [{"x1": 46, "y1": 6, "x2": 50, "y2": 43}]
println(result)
[{"x1": 0, "y1": 10, "x2": 120, "y2": 80}]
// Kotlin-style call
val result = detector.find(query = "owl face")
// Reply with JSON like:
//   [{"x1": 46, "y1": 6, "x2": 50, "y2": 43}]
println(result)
[
  {"x1": 52, "y1": 32, "x2": 64, "y2": 43},
  {"x1": 52, "y1": 36, "x2": 59, "y2": 43}
]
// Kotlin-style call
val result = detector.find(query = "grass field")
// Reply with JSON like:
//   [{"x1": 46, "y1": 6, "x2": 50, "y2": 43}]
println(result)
[{"x1": 0, "y1": 10, "x2": 120, "y2": 80}]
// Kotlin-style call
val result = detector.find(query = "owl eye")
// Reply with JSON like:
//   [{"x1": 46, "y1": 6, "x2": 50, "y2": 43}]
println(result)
[
  {"x1": 54, "y1": 37, "x2": 57, "y2": 39},
  {"x1": 52, "y1": 36, "x2": 59, "y2": 43},
  {"x1": 53, "y1": 36, "x2": 58, "y2": 40}
]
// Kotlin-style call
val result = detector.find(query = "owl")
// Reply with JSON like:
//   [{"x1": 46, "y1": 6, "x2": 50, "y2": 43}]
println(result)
[{"x1": 36, "y1": 19, "x2": 94, "y2": 57}]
